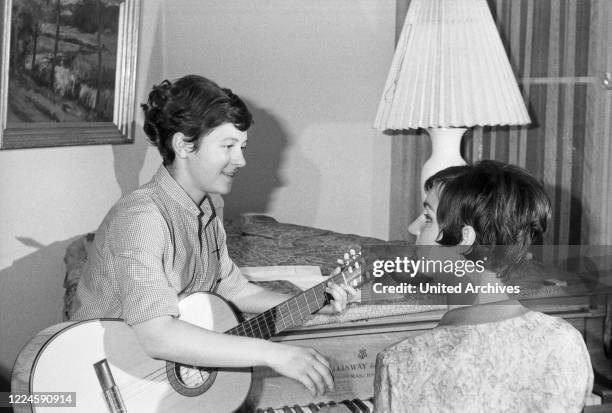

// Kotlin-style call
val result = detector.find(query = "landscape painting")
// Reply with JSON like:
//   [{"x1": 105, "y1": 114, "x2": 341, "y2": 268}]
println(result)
[
  {"x1": 8, "y1": 0, "x2": 121, "y2": 123},
  {"x1": 0, "y1": 0, "x2": 140, "y2": 149}
]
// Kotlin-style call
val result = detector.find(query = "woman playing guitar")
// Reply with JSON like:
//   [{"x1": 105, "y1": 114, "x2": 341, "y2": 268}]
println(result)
[{"x1": 70, "y1": 75, "x2": 355, "y2": 402}]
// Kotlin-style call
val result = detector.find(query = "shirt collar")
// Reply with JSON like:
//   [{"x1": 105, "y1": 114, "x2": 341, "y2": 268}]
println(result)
[{"x1": 154, "y1": 166, "x2": 214, "y2": 218}]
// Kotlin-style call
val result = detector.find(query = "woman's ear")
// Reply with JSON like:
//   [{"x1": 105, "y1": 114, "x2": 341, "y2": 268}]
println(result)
[
  {"x1": 172, "y1": 132, "x2": 193, "y2": 159},
  {"x1": 459, "y1": 225, "x2": 476, "y2": 246}
]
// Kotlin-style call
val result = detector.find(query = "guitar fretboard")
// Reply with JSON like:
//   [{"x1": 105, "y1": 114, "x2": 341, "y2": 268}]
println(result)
[{"x1": 225, "y1": 269, "x2": 357, "y2": 340}]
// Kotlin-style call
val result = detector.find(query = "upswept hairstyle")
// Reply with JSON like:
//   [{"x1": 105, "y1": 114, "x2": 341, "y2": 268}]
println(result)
[
  {"x1": 424, "y1": 160, "x2": 552, "y2": 277},
  {"x1": 141, "y1": 74, "x2": 253, "y2": 165}
]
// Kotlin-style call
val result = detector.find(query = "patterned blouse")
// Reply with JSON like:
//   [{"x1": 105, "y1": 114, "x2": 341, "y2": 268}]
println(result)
[
  {"x1": 374, "y1": 311, "x2": 593, "y2": 413},
  {"x1": 72, "y1": 166, "x2": 247, "y2": 325}
]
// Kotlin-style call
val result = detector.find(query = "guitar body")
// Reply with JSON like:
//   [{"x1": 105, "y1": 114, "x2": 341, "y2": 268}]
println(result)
[{"x1": 12, "y1": 293, "x2": 252, "y2": 413}]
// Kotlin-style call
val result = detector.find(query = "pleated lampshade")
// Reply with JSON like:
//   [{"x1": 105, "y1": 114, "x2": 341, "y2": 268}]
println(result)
[{"x1": 374, "y1": 0, "x2": 530, "y2": 130}]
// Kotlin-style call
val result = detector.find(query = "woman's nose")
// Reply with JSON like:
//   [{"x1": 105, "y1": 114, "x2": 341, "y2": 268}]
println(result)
[
  {"x1": 408, "y1": 216, "x2": 423, "y2": 236},
  {"x1": 233, "y1": 150, "x2": 246, "y2": 168}
]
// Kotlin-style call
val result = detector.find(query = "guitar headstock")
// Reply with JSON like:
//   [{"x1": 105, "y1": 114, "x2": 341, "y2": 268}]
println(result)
[{"x1": 332, "y1": 248, "x2": 366, "y2": 289}]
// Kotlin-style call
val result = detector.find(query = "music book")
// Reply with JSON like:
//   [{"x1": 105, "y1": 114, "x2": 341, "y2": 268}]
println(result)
[{"x1": 240, "y1": 265, "x2": 324, "y2": 291}]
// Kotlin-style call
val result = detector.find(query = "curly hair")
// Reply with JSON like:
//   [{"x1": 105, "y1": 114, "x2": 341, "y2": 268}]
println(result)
[
  {"x1": 141, "y1": 75, "x2": 253, "y2": 164},
  {"x1": 424, "y1": 160, "x2": 552, "y2": 277}
]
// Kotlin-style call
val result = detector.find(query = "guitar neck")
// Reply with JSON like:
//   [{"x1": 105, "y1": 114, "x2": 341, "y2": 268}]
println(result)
[{"x1": 225, "y1": 270, "x2": 357, "y2": 340}]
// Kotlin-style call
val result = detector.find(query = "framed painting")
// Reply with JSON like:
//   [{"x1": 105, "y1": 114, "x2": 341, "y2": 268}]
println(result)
[{"x1": 0, "y1": 0, "x2": 140, "y2": 149}]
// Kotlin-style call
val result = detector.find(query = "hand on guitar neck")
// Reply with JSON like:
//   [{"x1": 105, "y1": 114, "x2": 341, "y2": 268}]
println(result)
[
  {"x1": 228, "y1": 260, "x2": 358, "y2": 316},
  {"x1": 313, "y1": 270, "x2": 358, "y2": 315}
]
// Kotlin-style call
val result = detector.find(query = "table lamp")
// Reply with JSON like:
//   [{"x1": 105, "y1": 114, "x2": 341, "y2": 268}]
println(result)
[{"x1": 374, "y1": 0, "x2": 530, "y2": 199}]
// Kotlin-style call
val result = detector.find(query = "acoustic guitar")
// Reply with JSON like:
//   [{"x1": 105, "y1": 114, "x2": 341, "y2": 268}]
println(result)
[{"x1": 11, "y1": 251, "x2": 365, "y2": 412}]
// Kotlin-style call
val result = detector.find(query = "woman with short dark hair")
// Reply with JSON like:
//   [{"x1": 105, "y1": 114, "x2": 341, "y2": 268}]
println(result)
[
  {"x1": 374, "y1": 160, "x2": 593, "y2": 412},
  {"x1": 73, "y1": 75, "x2": 354, "y2": 400},
  {"x1": 141, "y1": 75, "x2": 253, "y2": 165}
]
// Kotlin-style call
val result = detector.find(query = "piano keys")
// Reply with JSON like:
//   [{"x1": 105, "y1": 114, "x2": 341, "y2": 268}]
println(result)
[{"x1": 255, "y1": 397, "x2": 375, "y2": 413}]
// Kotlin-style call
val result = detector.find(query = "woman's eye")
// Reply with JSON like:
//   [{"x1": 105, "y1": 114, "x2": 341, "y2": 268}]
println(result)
[{"x1": 423, "y1": 213, "x2": 432, "y2": 223}]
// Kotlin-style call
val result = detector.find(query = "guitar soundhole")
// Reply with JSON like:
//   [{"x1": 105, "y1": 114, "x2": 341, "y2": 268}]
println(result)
[{"x1": 166, "y1": 361, "x2": 218, "y2": 397}]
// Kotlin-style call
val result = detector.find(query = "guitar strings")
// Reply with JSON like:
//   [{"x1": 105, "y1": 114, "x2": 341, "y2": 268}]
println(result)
[
  {"x1": 116, "y1": 293, "x2": 320, "y2": 397},
  {"x1": 115, "y1": 287, "x2": 330, "y2": 400},
  {"x1": 123, "y1": 268, "x2": 354, "y2": 402},
  {"x1": 116, "y1": 265, "x2": 362, "y2": 400}
]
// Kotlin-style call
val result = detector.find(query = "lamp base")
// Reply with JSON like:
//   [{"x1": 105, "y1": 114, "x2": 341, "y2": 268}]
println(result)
[{"x1": 420, "y1": 128, "x2": 467, "y2": 200}]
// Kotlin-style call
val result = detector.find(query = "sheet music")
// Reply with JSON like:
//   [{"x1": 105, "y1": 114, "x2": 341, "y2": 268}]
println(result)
[{"x1": 240, "y1": 266, "x2": 324, "y2": 291}]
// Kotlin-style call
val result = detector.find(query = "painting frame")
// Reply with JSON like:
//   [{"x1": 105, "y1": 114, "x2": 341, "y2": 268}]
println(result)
[{"x1": 0, "y1": 0, "x2": 141, "y2": 150}]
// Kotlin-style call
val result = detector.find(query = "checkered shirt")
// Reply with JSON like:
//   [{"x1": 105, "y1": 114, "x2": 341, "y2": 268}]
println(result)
[{"x1": 71, "y1": 166, "x2": 248, "y2": 325}]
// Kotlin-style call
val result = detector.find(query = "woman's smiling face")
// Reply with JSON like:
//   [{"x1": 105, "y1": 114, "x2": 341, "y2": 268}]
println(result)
[{"x1": 181, "y1": 122, "x2": 248, "y2": 201}]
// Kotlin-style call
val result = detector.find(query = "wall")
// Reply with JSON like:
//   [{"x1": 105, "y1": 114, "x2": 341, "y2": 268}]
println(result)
[
  {"x1": 162, "y1": 0, "x2": 394, "y2": 238},
  {"x1": 0, "y1": 0, "x2": 395, "y2": 390}
]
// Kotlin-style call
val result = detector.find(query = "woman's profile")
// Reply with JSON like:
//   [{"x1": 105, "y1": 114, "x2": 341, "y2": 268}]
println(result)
[{"x1": 374, "y1": 160, "x2": 593, "y2": 412}]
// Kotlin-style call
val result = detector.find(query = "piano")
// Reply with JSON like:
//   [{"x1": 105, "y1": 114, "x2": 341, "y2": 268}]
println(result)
[
  {"x1": 241, "y1": 243, "x2": 610, "y2": 412},
  {"x1": 255, "y1": 397, "x2": 375, "y2": 412},
  {"x1": 240, "y1": 294, "x2": 601, "y2": 412}
]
